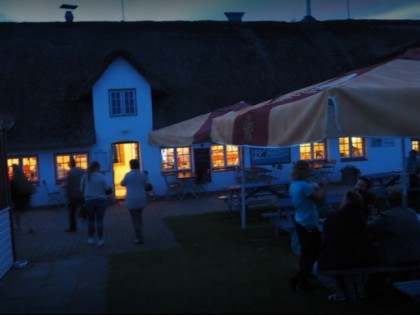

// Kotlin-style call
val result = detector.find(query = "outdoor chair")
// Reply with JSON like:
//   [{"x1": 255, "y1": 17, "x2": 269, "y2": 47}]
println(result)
[
  {"x1": 42, "y1": 179, "x2": 62, "y2": 208},
  {"x1": 260, "y1": 164, "x2": 283, "y2": 183},
  {"x1": 162, "y1": 172, "x2": 182, "y2": 200}
]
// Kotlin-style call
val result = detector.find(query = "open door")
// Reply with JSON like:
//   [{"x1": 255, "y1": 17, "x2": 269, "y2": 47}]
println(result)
[{"x1": 112, "y1": 142, "x2": 139, "y2": 200}]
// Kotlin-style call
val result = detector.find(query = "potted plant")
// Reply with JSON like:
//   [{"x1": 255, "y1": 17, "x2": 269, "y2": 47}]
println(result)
[{"x1": 340, "y1": 165, "x2": 361, "y2": 184}]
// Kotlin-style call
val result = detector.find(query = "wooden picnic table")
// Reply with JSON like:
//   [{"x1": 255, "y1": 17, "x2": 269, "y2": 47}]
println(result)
[{"x1": 220, "y1": 180, "x2": 290, "y2": 212}]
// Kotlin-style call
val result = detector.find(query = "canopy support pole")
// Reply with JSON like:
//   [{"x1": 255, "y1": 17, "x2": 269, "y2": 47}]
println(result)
[
  {"x1": 240, "y1": 146, "x2": 246, "y2": 230},
  {"x1": 401, "y1": 138, "x2": 408, "y2": 208}
]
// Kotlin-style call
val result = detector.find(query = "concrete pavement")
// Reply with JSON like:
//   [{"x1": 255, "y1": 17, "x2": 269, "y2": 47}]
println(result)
[{"x1": 0, "y1": 195, "x2": 227, "y2": 314}]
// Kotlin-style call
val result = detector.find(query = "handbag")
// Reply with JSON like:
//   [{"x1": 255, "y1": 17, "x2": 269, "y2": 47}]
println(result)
[{"x1": 145, "y1": 183, "x2": 153, "y2": 192}]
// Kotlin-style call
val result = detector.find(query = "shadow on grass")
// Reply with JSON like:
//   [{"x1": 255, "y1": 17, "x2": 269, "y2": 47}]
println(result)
[{"x1": 107, "y1": 208, "x2": 420, "y2": 314}]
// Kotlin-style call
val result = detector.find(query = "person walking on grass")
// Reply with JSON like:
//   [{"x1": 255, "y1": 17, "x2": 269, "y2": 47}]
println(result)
[
  {"x1": 121, "y1": 159, "x2": 149, "y2": 244},
  {"x1": 81, "y1": 161, "x2": 112, "y2": 246},
  {"x1": 289, "y1": 160, "x2": 329, "y2": 292}
]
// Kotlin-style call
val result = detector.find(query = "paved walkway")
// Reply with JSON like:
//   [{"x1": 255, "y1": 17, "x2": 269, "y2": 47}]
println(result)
[{"x1": 0, "y1": 195, "x2": 227, "y2": 314}]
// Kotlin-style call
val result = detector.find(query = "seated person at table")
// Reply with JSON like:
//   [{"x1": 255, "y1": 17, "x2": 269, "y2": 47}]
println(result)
[
  {"x1": 368, "y1": 188, "x2": 420, "y2": 267},
  {"x1": 354, "y1": 176, "x2": 382, "y2": 219},
  {"x1": 313, "y1": 191, "x2": 378, "y2": 302}
]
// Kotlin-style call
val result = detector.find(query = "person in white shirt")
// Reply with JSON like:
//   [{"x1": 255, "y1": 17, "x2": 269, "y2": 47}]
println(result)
[
  {"x1": 121, "y1": 159, "x2": 149, "y2": 244},
  {"x1": 81, "y1": 161, "x2": 111, "y2": 246}
]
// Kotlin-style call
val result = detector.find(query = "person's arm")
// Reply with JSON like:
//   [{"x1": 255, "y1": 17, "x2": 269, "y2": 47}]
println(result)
[
  {"x1": 120, "y1": 173, "x2": 128, "y2": 187},
  {"x1": 309, "y1": 178, "x2": 329, "y2": 204}
]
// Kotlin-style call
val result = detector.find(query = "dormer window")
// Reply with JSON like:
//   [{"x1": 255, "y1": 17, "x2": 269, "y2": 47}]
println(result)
[{"x1": 109, "y1": 89, "x2": 137, "y2": 116}]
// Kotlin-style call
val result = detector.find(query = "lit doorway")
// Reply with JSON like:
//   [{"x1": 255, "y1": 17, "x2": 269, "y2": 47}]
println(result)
[{"x1": 112, "y1": 142, "x2": 139, "y2": 199}]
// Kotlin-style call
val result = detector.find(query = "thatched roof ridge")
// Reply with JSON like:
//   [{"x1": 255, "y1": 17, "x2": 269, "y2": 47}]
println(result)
[{"x1": 1, "y1": 20, "x2": 420, "y2": 150}]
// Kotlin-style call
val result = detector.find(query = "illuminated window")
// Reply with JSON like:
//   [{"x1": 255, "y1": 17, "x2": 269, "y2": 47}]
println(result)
[
  {"x1": 7, "y1": 156, "x2": 39, "y2": 182},
  {"x1": 299, "y1": 142, "x2": 326, "y2": 160},
  {"x1": 109, "y1": 89, "x2": 137, "y2": 116},
  {"x1": 411, "y1": 139, "x2": 420, "y2": 151},
  {"x1": 55, "y1": 153, "x2": 89, "y2": 182},
  {"x1": 211, "y1": 144, "x2": 240, "y2": 168},
  {"x1": 160, "y1": 147, "x2": 191, "y2": 171},
  {"x1": 339, "y1": 137, "x2": 365, "y2": 159}
]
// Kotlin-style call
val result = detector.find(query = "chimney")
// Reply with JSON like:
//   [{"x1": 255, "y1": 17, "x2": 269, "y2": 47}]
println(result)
[
  {"x1": 302, "y1": 0, "x2": 316, "y2": 22},
  {"x1": 224, "y1": 12, "x2": 245, "y2": 23},
  {"x1": 60, "y1": 4, "x2": 78, "y2": 22}
]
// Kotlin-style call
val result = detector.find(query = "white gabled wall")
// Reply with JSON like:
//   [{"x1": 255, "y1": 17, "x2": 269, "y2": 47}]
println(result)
[{"x1": 91, "y1": 57, "x2": 163, "y2": 193}]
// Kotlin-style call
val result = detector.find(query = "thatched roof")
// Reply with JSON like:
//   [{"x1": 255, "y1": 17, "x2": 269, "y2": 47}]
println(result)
[{"x1": 1, "y1": 19, "x2": 420, "y2": 150}]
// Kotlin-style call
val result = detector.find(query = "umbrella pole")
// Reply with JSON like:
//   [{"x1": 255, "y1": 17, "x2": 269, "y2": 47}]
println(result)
[
  {"x1": 401, "y1": 138, "x2": 408, "y2": 208},
  {"x1": 240, "y1": 146, "x2": 246, "y2": 230}
]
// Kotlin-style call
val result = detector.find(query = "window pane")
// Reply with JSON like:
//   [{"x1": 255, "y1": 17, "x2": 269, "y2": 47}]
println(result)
[
  {"x1": 109, "y1": 91, "x2": 122, "y2": 115},
  {"x1": 339, "y1": 137, "x2": 350, "y2": 158},
  {"x1": 177, "y1": 147, "x2": 191, "y2": 170},
  {"x1": 211, "y1": 145, "x2": 225, "y2": 167},
  {"x1": 226, "y1": 145, "x2": 239, "y2": 166},
  {"x1": 299, "y1": 143, "x2": 312, "y2": 160},
  {"x1": 313, "y1": 142, "x2": 325, "y2": 160},
  {"x1": 7, "y1": 156, "x2": 38, "y2": 181},
  {"x1": 351, "y1": 137, "x2": 364, "y2": 157},
  {"x1": 55, "y1": 153, "x2": 89, "y2": 181},
  {"x1": 124, "y1": 90, "x2": 136, "y2": 115},
  {"x1": 161, "y1": 148, "x2": 175, "y2": 171}
]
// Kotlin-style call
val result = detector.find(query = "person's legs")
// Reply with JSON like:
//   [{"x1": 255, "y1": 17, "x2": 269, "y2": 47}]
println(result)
[
  {"x1": 293, "y1": 221, "x2": 320, "y2": 290},
  {"x1": 313, "y1": 261, "x2": 346, "y2": 299},
  {"x1": 84, "y1": 199, "x2": 96, "y2": 242},
  {"x1": 129, "y1": 208, "x2": 144, "y2": 243},
  {"x1": 95, "y1": 199, "x2": 107, "y2": 243},
  {"x1": 67, "y1": 198, "x2": 80, "y2": 231}
]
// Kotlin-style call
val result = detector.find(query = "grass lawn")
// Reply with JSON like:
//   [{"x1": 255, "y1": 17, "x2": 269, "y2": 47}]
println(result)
[{"x1": 106, "y1": 208, "x2": 420, "y2": 314}]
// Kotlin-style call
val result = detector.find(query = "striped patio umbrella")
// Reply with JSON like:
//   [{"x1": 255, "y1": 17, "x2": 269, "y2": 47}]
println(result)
[
  {"x1": 211, "y1": 45, "x2": 420, "y2": 229},
  {"x1": 211, "y1": 46, "x2": 420, "y2": 147},
  {"x1": 148, "y1": 101, "x2": 250, "y2": 147}
]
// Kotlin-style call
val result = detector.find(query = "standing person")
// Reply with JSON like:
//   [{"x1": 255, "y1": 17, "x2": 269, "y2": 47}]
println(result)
[
  {"x1": 313, "y1": 191, "x2": 378, "y2": 301},
  {"x1": 289, "y1": 160, "x2": 329, "y2": 292},
  {"x1": 120, "y1": 159, "x2": 149, "y2": 244},
  {"x1": 9, "y1": 164, "x2": 35, "y2": 233},
  {"x1": 81, "y1": 161, "x2": 112, "y2": 246},
  {"x1": 64, "y1": 159, "x2": 85, "y2": 232}
]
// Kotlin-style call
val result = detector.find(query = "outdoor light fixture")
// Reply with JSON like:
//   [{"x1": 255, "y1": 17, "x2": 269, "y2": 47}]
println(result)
[{"x1": 60, "y1": 4, "x2": 78, "y2": 22}]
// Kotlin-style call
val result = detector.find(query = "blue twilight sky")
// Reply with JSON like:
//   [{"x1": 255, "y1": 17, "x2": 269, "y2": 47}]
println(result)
[{"x1": 0, "y1": 0, "x2": 419, "y2": 22}]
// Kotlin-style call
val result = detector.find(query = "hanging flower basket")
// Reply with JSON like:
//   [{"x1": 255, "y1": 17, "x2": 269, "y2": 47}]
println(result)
[{"x1": 340, "y1": 165, "x2": 361, "y2": 184}]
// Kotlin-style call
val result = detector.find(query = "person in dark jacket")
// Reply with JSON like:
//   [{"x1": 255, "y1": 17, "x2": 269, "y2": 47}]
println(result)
[
  {"x1": 64, "y1": 159, "x2": 85, "y2": 232},
  {"x1": 313, "y1": 190, "x2": 378, "y2": 301},
  {"x1": 368, "y1": 188, "x2": 420, "y2": 266},
  {"x1": 10, "y1": 164, "x2": 35, "y2": 233}
]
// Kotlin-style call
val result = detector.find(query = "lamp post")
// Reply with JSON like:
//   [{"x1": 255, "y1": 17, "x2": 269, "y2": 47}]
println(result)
[{"x1": 59, "y1": 4, "x2": 78, "y2": 23}]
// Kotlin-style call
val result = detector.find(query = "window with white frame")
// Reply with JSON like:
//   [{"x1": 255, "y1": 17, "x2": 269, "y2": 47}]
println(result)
[
  {"x1": 109, "y1": 89, "x2": 137, "y2": 116},
  {"x1": 7, "y1": 156, "x2": 39, "y2": 182},
  {"x1": 160, "y1": 147, "x2": 191, "y2": 172},
  {"x1": 299, "y1": 142, "x2": 327, "y2": 160},
  {"x1": 211, "y1": 144, "x2": 240, "y2": 168},
  {"x1": 339, "y1": 137, "x2": 366, "y2": 159},
  {"x1": 55, "y1": 153, "x2": 89, "y2": 182}
]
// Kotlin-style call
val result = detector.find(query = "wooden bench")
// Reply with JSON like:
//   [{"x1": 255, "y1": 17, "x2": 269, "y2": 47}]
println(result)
[{"x1": 319, "y1": 264, "x2": 420, "y2": 301}]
